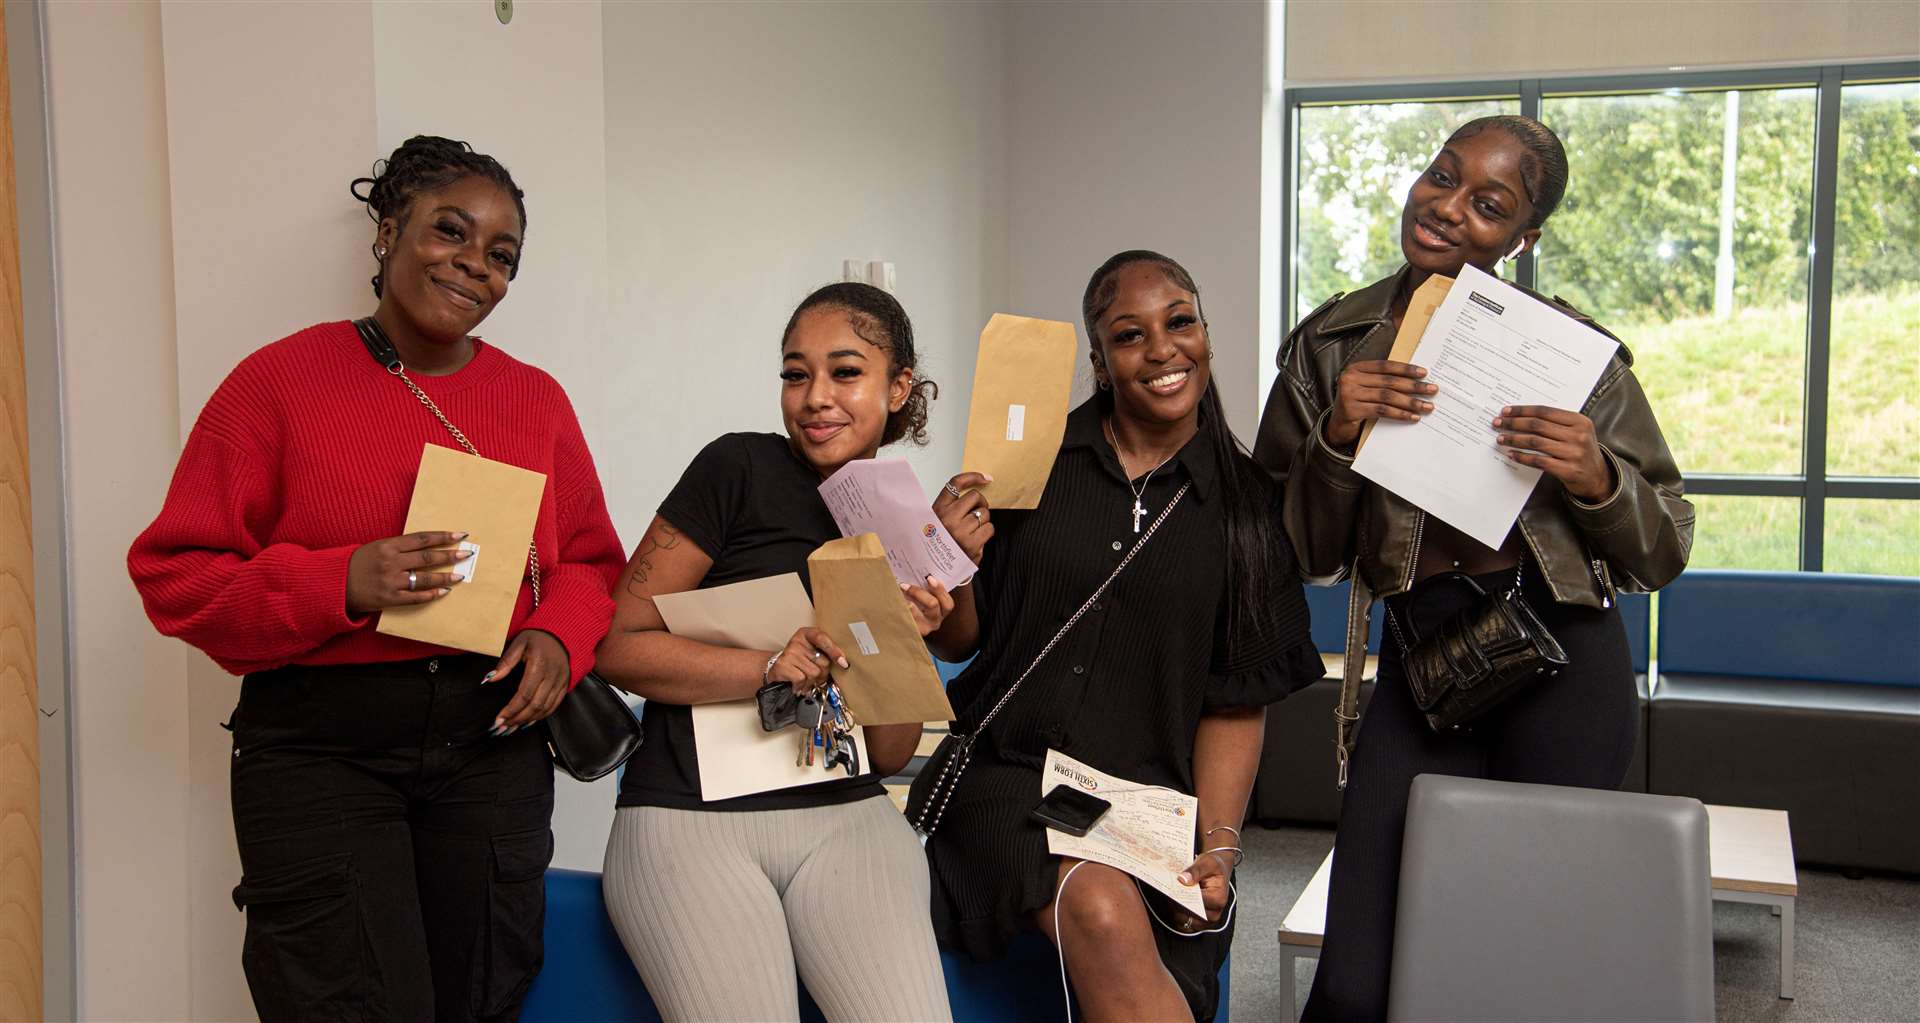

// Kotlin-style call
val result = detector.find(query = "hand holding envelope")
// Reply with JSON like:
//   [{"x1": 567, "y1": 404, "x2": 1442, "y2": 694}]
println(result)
[
  {"x1": 654, "y1": 574, "x2": 874, "y2": 802},
  {"x1": 961, "y1": 314, "x2": 1078, "y2": 509},
  {"x1": 378, "y1": 444, "x2": 546, "y2": 655},
  {"x1": 809, "y1": 534, "x2": 955, "y2": 726},
  {"x1": 817, "y1": 459, "x2": 977, "y2": 591}
]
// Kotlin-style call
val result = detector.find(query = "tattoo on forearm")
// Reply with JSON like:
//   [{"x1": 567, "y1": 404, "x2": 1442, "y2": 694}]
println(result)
[{"x1": 624, "y1": 523, "x2": 685, "y2": 596}]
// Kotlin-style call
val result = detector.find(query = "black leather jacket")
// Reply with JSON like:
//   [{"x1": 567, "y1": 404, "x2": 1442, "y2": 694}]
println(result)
[{"x1": 1254, "y1": 266, "x2": 1695, "y2": 609}]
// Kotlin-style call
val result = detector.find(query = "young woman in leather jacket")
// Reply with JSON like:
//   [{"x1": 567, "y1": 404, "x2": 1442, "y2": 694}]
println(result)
[{"x1": 1253, "y1": 115, "x2": 1694, "y2": 1022}]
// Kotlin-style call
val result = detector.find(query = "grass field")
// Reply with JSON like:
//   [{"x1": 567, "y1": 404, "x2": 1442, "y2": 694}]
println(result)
[{"x1": 1623, "y1": 288, "x2": 1919, "y2": 576}]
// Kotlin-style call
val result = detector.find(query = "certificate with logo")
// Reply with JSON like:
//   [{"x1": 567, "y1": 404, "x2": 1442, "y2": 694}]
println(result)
[
  {"x1": 817, "y1": 458, "x2": 976, "y2": 591},
  {"x1": 1042, "y1": 750, "x2": 1206, "y2": 917}
]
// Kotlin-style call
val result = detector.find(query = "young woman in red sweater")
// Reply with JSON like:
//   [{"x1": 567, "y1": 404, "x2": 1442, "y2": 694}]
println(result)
[{"x1": 128, "y1": 136, "x2": 625, "y2": 1023}]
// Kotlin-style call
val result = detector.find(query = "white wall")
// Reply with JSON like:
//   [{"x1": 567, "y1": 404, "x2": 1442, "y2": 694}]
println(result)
[
  {"x1": 599, "y1": 0, "x2": 1008, "y2": 527},
  {"x1": 40, "y1": 3, "x2": 189, "y2": 1019},
  {"x1": 1006, "y1": 0, "x2": 1272, "y2": 441},
  {"x1": 1285, "y1": 0, "x2": 1920, "y2": 84}
]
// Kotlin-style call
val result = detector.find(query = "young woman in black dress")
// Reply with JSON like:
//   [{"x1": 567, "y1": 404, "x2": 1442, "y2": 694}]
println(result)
[{"x1": 911, "y1": 251, "x2": 1321, "y2": 1021}]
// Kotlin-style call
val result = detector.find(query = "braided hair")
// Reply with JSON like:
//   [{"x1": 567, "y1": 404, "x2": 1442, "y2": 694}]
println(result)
[
  {"x1": 781, "y1": 282, "x2": 938, "y2": 447},
  {"x1": 349, "y1": 135, "x2": 527, "y2": 298},
  {"x1": 1446, "y1": 115, "x2": 1569, "y2": 231},
  {"x1": 1082, "y1": 250, "x2": 1288, "y2": 655}
]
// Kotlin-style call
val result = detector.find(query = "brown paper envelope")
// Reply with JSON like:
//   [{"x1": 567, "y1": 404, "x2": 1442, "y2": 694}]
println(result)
[
  {"x1": 654, "y1": 574, "x2": 872, "y2": 802},
  {"x1": 808, "y1": 533, "x2": 955, "y2": 725},
  {"x1": 1357, "y1": 274, "x2": 1454, "y2": 454},
  {"x1": 960, "y1": 313, "x2": 1078, "y2": 509},
  {"x1": 377, "y1": 443, "x2": 546, "y2": 656}
]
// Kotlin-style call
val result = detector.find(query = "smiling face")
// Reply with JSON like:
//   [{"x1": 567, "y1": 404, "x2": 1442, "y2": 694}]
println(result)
[
  {"x1": 1090, "y1": 264, "x2": 1211, "y2": 429},
  {"x1": 1399, "y1": 128, "x2": 1541, "y2": 277},
  {"x1": 374, "y1": 175, "x2": 522, "y2": 344},
  {"x1": 780, "y1": 306, "x2": 912, "y2": 476}
]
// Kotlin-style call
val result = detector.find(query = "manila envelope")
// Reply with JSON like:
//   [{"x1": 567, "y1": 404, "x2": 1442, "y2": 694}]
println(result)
[
  {"x1": 808, "y1": 533, "x2": 954, "y2": 726},
  {"x1": 1357, "y1": 274, "x2": 1453, "y2": 454},
  {"x1": 378, "y1": 443, "x2": 545, "y2": 656},
  {"x1": 960, "y1": 313, "x2": 1078, "y2": 509},
  {"x1": 654, "y1": 574, "x2": 871, "y2": 802}
]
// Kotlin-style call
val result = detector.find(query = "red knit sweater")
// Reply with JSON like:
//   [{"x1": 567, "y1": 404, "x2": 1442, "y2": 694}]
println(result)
[{"x1": 128, "y1": 321, "x2": 625, "y2": 682}]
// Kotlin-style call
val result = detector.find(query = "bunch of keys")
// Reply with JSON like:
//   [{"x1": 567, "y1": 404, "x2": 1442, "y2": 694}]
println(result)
[{"x1": 794, "y1": 681, "x2": 861, "y2": 777}]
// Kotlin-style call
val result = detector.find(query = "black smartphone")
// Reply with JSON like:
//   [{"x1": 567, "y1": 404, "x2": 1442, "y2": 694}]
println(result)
[{"x1": 1030, "y1": 784, "x2": 1112, "y2": 837}]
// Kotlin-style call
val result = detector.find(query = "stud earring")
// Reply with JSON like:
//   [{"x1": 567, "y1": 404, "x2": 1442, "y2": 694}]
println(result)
[{"x1": 377, "y1": 247, "x2": 388, "y2": 260}]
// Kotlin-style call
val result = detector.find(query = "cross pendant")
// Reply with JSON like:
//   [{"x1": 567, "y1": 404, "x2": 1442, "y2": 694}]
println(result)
[{"x1": 1131, "y1": 498, "x2": 1146, "y2": 533}]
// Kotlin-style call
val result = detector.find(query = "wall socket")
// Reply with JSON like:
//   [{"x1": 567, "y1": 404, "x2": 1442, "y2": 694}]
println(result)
[{"x1": 842, "y1": 259, "x2": 896, "y2": 291}]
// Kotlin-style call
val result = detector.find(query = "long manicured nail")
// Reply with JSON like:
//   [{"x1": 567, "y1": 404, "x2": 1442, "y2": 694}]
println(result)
[
  {"x1": 482, "y1": 671, "x2": 496, "y2": 684},
  {"x1": 455, "y1": 531, "x2": 470, "y2": 540},
  {"x1": 837, "y1": 656, "x2": 850, "y2": 669},
  {"x1": 491, "y1": 717, "x2": 505, "y2": 733},
  {"x1": 983, "y1": 473, "x2": 995, "y2": 482},
  {"x1": 1179, "y1": 872, "x2": 1194, "y2": 884},
  {"x1": 457, "y1": 548, "x2": 475, "y2": 560},
  {"x1": 435, "y1": 588, "x2": 451, "y2": 596},
  {"x1": 1501, "y1": 406, "x2": 1513, "y2": 415},
  {"x1": 901, "y1": 583, "x2": 912, "y2": 592}
]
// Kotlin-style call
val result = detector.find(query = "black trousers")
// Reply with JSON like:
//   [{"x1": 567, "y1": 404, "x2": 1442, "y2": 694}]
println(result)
[
  {"x1": 1302, "y1": 568, "x2": 1637, "y2": 1023},
  {"x1": 229, "y1": 655, "x2": 554, "y2": 1023}
]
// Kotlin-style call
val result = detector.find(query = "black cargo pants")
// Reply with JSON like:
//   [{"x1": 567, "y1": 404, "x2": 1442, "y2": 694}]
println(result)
[{"x1": 229, "y1": 654, "x2": 554, "y2": 1023}]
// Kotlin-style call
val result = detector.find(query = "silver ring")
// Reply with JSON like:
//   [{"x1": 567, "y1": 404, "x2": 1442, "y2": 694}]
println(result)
[
  {"x1": 944, "y1": 483, "x2": 964, "y2": 499},
  {"x1": 812, "y1": 651, "x2": 825, "y2": 661},
  {"x1": 407, "y1": 571, "x2": 418, "y2": 592},
  {"x1": 973, "y1": 510, "x2": 983, "y2": 520}
]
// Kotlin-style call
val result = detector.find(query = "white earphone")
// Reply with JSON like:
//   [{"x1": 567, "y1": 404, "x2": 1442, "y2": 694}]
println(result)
[{"x1": 1504, "y1": 240, "x2": 1527, "y2": 263}]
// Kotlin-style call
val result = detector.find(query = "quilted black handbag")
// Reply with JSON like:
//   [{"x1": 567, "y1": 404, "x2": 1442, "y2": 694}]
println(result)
[{"x1": 1387, "y1": 562, "x2": 1569, "y2": 734}]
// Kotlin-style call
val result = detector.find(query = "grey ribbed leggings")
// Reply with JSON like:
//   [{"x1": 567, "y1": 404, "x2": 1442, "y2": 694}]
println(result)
[{"x1": 603, "y1": 795, "x2": 953, "y2": 1022}]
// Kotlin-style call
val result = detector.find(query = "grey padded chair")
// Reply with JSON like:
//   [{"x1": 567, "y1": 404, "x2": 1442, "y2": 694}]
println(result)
[{"x1": 1387, "y1": 775, "x2": 1714, "y2": 1022}]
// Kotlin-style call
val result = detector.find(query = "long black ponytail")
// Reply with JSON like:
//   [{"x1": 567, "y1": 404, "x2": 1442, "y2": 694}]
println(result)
[{"x1": 1081, "y1": 250, "x2": 1291, "y2": 662}]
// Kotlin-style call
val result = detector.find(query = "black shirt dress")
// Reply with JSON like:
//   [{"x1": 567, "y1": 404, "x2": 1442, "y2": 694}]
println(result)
[{"x1": 908, "y1": 399, "x2": 1320, "y2": 1020}]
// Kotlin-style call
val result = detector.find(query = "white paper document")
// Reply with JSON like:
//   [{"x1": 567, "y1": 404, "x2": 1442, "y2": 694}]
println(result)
[
  {"x1": 1042, "y1": 750, "x2": 1207, "y2": 918},
  {"x1": 1352, "y1": 263, "x2": 1620, "y2": 549},
  {"x1": 818, "y1": 459, "x2": 978, "y2": 591},
  {"x1": 653, "y1": 574, "x2": 870, "y2": 802}
]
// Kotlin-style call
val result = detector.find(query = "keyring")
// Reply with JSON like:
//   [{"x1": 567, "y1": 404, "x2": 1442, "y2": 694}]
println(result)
[
  {"x1": 944, "y1": 483, "x2": 964, "y2": 499},
  {"x1": 407, "y1": 571, "x2": 418, "y2": 592}
]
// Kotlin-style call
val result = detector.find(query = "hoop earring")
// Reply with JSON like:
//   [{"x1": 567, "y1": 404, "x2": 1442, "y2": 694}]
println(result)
[{"x1": 1095, "y1": 376, "x2": 1111, "y2": 392}]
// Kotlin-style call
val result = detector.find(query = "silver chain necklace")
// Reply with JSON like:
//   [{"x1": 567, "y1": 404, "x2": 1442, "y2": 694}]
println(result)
[{"x1": 1104, "y1": 417, "x2": 1178, "y2": 533}]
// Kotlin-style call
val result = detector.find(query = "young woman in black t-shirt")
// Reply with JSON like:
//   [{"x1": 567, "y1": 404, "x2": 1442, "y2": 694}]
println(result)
[{"x1": 594, "y1": 283, "x2": 955, "y2": 1021}]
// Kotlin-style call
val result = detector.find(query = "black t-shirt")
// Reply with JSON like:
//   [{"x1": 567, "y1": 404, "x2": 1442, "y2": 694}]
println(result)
[{"x1": 616, "y1": 432, "x2": 885, "y2": 811}]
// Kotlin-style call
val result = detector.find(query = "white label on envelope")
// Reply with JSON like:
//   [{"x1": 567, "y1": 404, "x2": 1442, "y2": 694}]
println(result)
[
  {"x1": 452, "y1": 541, "x2": 480, "y2": 583},
  {"x1": 848, "y1": 620, "x2": 880, "y2": 656},
  {"x1": 1005, "y1": 404, "x2": 1026, "y2": 442}
]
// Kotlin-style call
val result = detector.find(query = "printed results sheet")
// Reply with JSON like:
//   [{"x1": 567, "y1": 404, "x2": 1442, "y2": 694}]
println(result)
[
  {"x1": 1042, "y1": 750, "x2": 1206, "y2": 917},
  {"x1": 1352, "y1": 263, "x2": 1620, "y2": 549}
]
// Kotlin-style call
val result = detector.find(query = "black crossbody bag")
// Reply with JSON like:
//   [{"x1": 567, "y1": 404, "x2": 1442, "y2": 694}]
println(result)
[
  {"x1": 352, "y1": 317, "x2": 642, "y2": 781},
  {"x1": 1384, "y1": 555, "x2": 1569, "y2": 735}
]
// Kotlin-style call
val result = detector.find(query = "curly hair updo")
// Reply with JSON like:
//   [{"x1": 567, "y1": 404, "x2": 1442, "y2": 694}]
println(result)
[
  {"x1": 350, "y1": 135, "x2": 527, "y2": 298},
  {"x1": 781, "y1": 282, "x2": 937, "y2": 447}
]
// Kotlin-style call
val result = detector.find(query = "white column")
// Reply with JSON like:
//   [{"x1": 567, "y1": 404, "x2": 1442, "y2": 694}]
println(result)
[{"x1": 1714, "y1": 90, "x2": 1740, "y2": 319}]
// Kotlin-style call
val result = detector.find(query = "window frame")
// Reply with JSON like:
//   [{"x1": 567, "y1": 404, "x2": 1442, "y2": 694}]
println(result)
[{"x1": 1280, "y1": 60, "x2": 1920, "y2": 572}]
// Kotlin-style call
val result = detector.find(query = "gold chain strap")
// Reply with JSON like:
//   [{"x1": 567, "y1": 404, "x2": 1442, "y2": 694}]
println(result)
[{"x1": 386, "y1": 363, "x2": 542, "y2": 608}]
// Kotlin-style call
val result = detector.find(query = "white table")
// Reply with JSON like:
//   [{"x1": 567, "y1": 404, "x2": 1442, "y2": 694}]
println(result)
[
  {"x1": 1275, "y1": 804, "x2": 1798, "y2": 1018},
  {"x1": 1706, "y1": 804, "x2": 1799, "y2": 1000}
]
